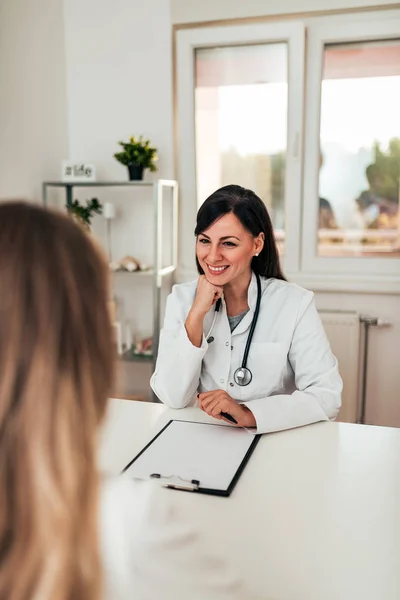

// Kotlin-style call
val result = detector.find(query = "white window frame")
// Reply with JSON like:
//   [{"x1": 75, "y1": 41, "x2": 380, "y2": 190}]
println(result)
[
  {"x1": 301, "y1": 14, "x2": 400, "y2": 290},
  {"x1": 176, "y1": 22, "x2": 305, "y2": 281}
]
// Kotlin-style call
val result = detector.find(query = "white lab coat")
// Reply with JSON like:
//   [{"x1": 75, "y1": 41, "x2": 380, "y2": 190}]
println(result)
[
  {"x1": 151, "y1": 273, "x2": 342, "y2": 434},
  {"x1": 100, "y1": 476, "x2": 250, "y2": 599}
]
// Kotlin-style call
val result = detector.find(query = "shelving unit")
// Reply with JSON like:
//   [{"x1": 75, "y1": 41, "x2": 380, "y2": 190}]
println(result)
[{"x1": 42, "y1": 179, "x2": 178, "y2": 374}]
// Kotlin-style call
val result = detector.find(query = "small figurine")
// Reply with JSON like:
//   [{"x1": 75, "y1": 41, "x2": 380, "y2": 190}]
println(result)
[{"x1": 110, "y1": 255, "x2": 148, "y2": 272}]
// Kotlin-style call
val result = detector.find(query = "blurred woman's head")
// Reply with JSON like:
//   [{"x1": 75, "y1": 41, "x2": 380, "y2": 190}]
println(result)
[
  {"x1": 194, "y1": 184, "x2": 285, "y2": 285},
  {"x1": 0, "y1": 201, "x2": 114, "y2": 600}
]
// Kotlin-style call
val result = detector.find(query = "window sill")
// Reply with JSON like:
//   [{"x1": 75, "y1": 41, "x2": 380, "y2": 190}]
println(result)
[{"x1": 286, "y1": 272, "x2": 400, "y2": 295}]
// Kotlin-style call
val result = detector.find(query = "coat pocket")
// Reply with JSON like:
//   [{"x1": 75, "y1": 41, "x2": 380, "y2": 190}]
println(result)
[{"x1": 242, "y1": 341, "x2": 287, "y2": 398}]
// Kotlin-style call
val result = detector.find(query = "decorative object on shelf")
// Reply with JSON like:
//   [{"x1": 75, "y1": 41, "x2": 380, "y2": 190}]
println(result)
[
  {"x1": 67, "y1": 197, "x2": 103, "y2": 230},
  {"x1": 110, "y1": 255, "x2": 149, "y2": 273},
  {"x1": 103, "y1": 202, "x2": 116, "y2": 263},
  {"x1": 133, "y1": 336, "x2": 153, "y2": 357},
  {"x1": 113, "y1": 135, "x2": 158, "y2": 180},
  {"x1": 61, "y1": 160, "x2": 96, "y2": 182}
]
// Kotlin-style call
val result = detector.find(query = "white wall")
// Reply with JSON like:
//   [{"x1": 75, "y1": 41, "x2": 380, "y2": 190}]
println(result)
[
  {"x1": 0, "y1": 0, "x2": 68, "y2": 200},
  {"x1": 171, "y1": 0, "x2": 400, "y2": 24},
  {"x1": 63, "y1": 0, "x2": 173, "y2": 180},
  {"x1": 62, "y1": 0, "x2": 174, "y2": 367}
]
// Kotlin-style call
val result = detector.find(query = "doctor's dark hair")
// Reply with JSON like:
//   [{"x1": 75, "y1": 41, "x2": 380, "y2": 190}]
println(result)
[{"x1": 195, "y1": 184, "x2": 286, "y2": 280}]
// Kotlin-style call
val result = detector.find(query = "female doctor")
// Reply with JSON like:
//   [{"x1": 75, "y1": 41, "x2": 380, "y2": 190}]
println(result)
[{"x1": 151, "y1": 185, "x2": 342, "y2": 434}]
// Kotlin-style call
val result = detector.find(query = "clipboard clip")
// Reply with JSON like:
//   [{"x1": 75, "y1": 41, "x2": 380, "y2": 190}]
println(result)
[{"x1": 150, "y1": 473, "x2": 200, "y2": 492}]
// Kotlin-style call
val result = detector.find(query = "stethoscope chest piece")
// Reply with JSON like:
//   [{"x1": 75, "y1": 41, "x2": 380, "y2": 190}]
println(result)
[{"x1": 233, "y1": 366, "x2": 252, "y2": 386}]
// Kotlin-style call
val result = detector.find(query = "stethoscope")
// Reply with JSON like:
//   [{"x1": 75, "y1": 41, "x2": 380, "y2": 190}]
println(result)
[{"x1": 205, "y1": 273, "x2": 262, "y2": 386}]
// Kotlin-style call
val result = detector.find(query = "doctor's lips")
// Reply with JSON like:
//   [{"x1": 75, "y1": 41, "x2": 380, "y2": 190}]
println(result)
[{"x1": 206, "y1": 264, "x2": 230, "y2": 276}]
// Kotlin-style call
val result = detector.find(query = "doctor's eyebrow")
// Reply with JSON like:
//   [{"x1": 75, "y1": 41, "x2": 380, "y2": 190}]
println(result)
[{"x1": 198, "y1": 233, "x2": 241, "y2": 241}]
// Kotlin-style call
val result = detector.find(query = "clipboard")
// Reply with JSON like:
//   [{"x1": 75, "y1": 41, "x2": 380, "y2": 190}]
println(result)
[{"x1": 122, "y1": 420, "x2": 261, "y2": 497}]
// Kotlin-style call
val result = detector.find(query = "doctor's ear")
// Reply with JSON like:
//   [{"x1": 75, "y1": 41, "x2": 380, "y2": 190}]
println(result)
[{"x1": 254, "y1": 232, "x2": 264, "y2": 255}]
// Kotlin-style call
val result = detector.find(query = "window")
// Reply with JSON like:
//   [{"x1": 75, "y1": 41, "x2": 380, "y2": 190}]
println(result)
[
  {"x1": 176, "y1": 11, "x2": 400, "y2": 289},
  {"x1": 176, "y1": 22, "x2": 304, "y2": 278},
  {"x1": 318, "y1": 40, "x2": 400, "y2": 258},
  {"x1": 302, "y1": 14, "x2": 400, "y2": 283},
  {"x1": 195, "y1": 43, "x2": 288, "y2": 243}
]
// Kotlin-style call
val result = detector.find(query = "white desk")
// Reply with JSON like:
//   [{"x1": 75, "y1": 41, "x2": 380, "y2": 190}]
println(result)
[{"x1": 99, "y1": 399, "x2": 400, "y2": 600}]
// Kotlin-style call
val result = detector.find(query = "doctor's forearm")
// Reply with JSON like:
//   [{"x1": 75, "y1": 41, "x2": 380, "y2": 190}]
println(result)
[
  {"x1": 185, "y1": 309, "x2": 206, "y2": 348},
  {"x1": 247, "y1": 388, "x2": 341, "y2": 434}
]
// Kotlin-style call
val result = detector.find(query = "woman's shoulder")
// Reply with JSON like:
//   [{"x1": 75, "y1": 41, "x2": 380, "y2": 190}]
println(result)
[
  {"x1": 100, "y1": 475, "x2": 179, "y2": 534},
  {"x1": 99, "y1": 475, "x2": 248, "y2": 599},
  {"x1": 263, "y1": 277, "x2": 314, "y2": 303},
  {"x1": 100, "y1": 476, "x2": 156, "y2": 553},
  {"x1": 171, "y1": 278, "x2": 198, "y2": 294},
  {"x1": 259, "y1": 278, "x2": 315, "y2": 325},
  {"x1": 100, "y1": 473, "x2": 149, "y2": 515},
  {"x1": 168, "y1": 279, "x2": 198, "y2": 306},
  {"x1": 99, "y1": 476, "x2": 178, "y2": 598},
  {"x1": 99, "y1": 476, "x2": 151, "y2": 599}
]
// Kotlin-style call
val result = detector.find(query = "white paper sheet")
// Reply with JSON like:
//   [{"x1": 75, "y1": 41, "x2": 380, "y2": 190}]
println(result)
[{"x1": 125, "y1": 420, "x2": 256, "y2": 491}]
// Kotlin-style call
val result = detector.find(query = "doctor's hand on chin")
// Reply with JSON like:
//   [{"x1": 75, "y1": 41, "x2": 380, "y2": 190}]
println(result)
[{"x1": 197, "y1": 390, "x2": 256, "y2": 428}]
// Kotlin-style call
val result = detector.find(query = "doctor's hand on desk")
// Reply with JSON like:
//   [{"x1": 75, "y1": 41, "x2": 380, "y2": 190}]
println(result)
[{"x1": 197, "y1": 390, "x2": 256, "y2": 428}]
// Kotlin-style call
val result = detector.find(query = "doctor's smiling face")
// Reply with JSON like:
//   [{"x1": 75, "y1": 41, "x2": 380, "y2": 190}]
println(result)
[
  {"x1": 195, "y1": 185, "x2": 285, "y2": 286},
  {"x1": 196, "y1": 212, "x2": 264, "y2": 288}
]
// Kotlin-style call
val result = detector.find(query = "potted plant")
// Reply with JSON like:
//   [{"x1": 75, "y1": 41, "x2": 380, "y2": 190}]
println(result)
[
  {"x1": 114, "y1": 135, "x2": 158, "y2": 180},
  {"x1": 67, "y1": 197, "x2": 103, "y2": 230}
]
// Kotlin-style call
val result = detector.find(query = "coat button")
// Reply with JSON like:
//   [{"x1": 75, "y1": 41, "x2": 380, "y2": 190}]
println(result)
[
  {"x1": 225, "y1": 341, "x2": 229, "y2": 346},
  {"x1": 220, "y1": 379, "x2": 224, "y2": 384},
  {"x1": 229, "y1": 382, "x2": 234, "y2": 387}
]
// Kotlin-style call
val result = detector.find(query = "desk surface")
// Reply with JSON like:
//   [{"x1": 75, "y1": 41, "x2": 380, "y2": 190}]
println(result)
[{"x1": 99, "y1": 399, "x2": 400, "y2": 600}]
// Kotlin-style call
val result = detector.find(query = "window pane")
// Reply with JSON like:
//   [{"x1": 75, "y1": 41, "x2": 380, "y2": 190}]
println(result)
[
  {"x1": 318, "y1": 40, "x2": 400, "y2": 257},
  {"x1": 195, "y1": 44, "x2": 287, "y2": 250}
]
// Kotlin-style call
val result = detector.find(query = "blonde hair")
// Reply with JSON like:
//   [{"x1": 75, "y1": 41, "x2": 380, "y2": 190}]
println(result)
[{"x1": 0, "y1": 202, "x2": 115, "y2": 600}]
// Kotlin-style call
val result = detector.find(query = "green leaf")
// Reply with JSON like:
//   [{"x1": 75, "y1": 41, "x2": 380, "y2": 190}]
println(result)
[
  {"x1": 67, "y1": 197, "x2": 103, "y2": 226},
  {"x1": 113, "y1": 135, "x2": 158, "y2": 171}
]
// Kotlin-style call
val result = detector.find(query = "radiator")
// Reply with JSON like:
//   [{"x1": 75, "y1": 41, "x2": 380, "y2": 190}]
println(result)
[{"x1": 318, "y1": 311, "x2": 361, "y2": 424}]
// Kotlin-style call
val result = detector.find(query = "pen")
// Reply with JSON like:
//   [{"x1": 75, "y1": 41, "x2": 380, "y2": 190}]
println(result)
[{"x1": 220, "y1": 412, "x2": 238, "y2": 424}]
